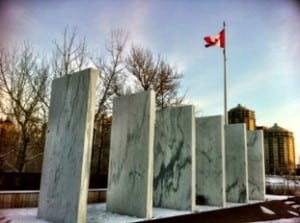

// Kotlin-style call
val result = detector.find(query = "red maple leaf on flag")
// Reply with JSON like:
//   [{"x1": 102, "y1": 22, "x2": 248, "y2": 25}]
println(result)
[{"x1": 204, "y1": 29, "x2": 225, "y2": 48}]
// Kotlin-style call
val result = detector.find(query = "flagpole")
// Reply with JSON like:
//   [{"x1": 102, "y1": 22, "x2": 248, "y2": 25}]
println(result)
[{"x1": 223, "y1": 21, "x2": 228, "y2": 125}]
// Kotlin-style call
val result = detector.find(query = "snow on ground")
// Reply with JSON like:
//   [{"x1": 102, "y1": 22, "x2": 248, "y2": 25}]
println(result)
[
  {"x1": 152, "y1": 207, "x2": 189, "y2": 218},
  {"x1": 196, "y1": 205, "x2": 221, "y2": 212},
  {"x1": 265, "y1": 194, "x2": 290, "y2": 201},
  {"x1": 0, "y1": 204, "x2": 226, "y2": 223},
  {"x1": 291, "y1": 204, "x2": 300, "y2": 209},
  {"x1": 252, "y1": 219, "x2": 300, "y2": 223},
  {"x1": 86, "y1": 203, "x2": 142, "y2": 223},
  {"x1": 284, "y1": 201, "x2": 296, "y2": 205},
  {"x1": 287, "y1": 210, "x2": 299, "y2": 217},
  {"x1": 0, "y1": 208, "x2": 50, "y2": 223},
  {"x1": 0, "y1": 195, "x2": 292, "y2": 223},
  {"x1": 260, "y1": 206, "x2": 276, "y2": 215},
  {"x1": 0, "y1": 204, "x2": 192, "y2": 223},
  {"x1": 266, "y1": 175, "x2": 300, "y2": 189},
  {"x1": 266, "y1": 175, "x2": 286, "y2": 184},
  {"x1": 0, "y1": 203, "x2": 257, "y2": 223}
]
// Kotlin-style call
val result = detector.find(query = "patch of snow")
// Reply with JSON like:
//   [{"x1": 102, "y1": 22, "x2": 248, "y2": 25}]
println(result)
[
  {"x1": 287, "y1": 210, "x2": 299, "y2": 216},
  {"x1": 251, "y1": 219, "x2": 300, "y2": 223},
  {"x1": 196, "y1": 205, "x2": 221, "y2": 212},
  {"x1": 266, "y1": 175, "x2": 285, "y2": 185},
  {"x1": 0, "y1": 204, "x2": 194, "y2": 223},
  {"x1": 152, "y1": 208, "x2": 189, "y2": 218},
  {"x1": 291, "y1": 204, "x2": 300, "y2": 209},
  {"x1": 260, "y1": 206, "x2": 276, "y2": 215},
  {"x1": 265, "y1": 194, "x2": 290, "y2": 201},
  {"x1": 86, "y1": 203, "x2": 142, "y2": 223},
  {"x1": 249, "y1": 200, "x2": 264, "y2": 204},
  {"x1": 226, "y1": 202, "x2": 249, "y2": 208},
  {"x1": 2, "y1": 201, "x2": 299, "y2": 223},
  {"x1": 0, "y1": 205, "x2": 144, "y2": 223},
  {"x1": 0, "y1": 208, "x2": 50, "y2": 223},
  {"x1": 284, "y1": 201, "x2": 296, "y2": 205},
  {"x1": 196, "y1": 202, "x2": 261, "y2": 212}
]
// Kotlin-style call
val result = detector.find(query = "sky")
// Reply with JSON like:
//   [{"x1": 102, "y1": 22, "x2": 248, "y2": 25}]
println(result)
[{"x1": 0, "y1": 0, "x2": 300, "y2": 160}]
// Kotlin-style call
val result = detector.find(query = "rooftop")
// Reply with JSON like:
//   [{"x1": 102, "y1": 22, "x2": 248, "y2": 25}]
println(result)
[{"x1": 229, "y1": 104, "x2": 255, "y2": 113}]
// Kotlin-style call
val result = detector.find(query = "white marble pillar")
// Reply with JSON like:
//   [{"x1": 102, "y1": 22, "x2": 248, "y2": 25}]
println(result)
[
  {"x1": 38, "y1": 69, "x2": 98, "y2": 223},
  {"x1": 153, "y1": 105, "x2": 196, "y2": 211},
  {"x1": 196, "y1": 115, "x2": 226, "y2": 207},
  {"x1": 107, "y1": 91, "x2": 155, "y2": 219},
  {"x1": 247, "y1": 130, "x2": 266, "y2": 200},
  {"x1": 225, "y1": 123, "x2": 249, "y2": 203}
]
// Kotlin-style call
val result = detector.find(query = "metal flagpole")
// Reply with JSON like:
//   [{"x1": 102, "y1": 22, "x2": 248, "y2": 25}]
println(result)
[{"x1": 223, "y1": 21, "x2": 228, "y2": 125}]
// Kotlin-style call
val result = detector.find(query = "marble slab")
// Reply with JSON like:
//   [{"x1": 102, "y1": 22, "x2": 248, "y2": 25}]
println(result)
[
  {"x1": 106, "y1": 91, "x2": 155, "y2": 219},
  {"x1": 153, "y1": 105, "x2": 196, "y2": 211},
  {"x1": 225, "y1": 124, "x2": 249, "y2": 203},
  {"x1": 195, "y1": 115, "x2": 226, "y2": 207},
  {"x1": 247, "y1": 130, "x2": 266, "y2": 200},
  {"x1": 38, "y1": 69, "x2": 98, "y2": 223}
]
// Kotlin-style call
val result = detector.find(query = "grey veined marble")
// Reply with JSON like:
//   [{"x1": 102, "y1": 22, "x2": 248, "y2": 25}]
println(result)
[
  {"x1": 225, "y1": 124, "x2": 249, "y2": 203},
  {"x1": 38, "y1": 69, "x2": 98, "y2": 223},
  {"x1": 153, "y1": 105, "x2": 196, "y2": 211},
  {"x1": 247, "y1": 130, "x2": 266, "y2": 200},
  {"x1": 107, "y1": 91, "x2": 155, "y2": 219},
  {"x1": 196, "y1": 115, "x2": 226, "y2": 207}
]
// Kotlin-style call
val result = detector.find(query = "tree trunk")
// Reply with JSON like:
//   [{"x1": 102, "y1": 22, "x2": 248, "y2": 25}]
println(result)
[{"x1": 17, "y1": 131, "x2": 29, "y2": 172}]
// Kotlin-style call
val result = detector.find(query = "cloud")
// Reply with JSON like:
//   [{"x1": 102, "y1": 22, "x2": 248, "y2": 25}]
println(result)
[
  {"x1": 2, "y1": 2, "x2": 40, "y2": 45},
  {"x1": 93, "y1": 1, "x2": 151, "y2": 50}
]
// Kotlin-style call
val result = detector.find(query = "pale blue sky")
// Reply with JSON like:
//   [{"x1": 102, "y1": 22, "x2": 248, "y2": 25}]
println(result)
[{"x1": 1, "y1": 0, "x2": 300, "y2": 160}]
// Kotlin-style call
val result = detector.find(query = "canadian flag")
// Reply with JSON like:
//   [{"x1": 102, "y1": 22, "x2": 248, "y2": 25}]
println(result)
[{"x1": 204, "y1": 29, "x2": 225, "y2": 48}]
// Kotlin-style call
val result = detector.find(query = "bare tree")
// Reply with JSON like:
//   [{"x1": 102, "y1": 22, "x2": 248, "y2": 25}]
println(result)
[
  {"x1": 52, "y1": 26, "x2": 89, "y2": 78},
  {"x1": 0, "y1": 43, "x2": 48, "y2": 172},
  {"x1": 90, "y1": 29, "x2": 128, "y2": 174},
  {"x1": 155, "y1": 60, "x2": 184, "y2": 109},
  {"x1": 94, "y1": 29, "x2": 129, "y2": 121},
  {"x1": 126, "y1": 45, "x2": 160, "y2": 91},
  {"x1": 126, "y1": 45, "x2": 184, "y2": 108}
]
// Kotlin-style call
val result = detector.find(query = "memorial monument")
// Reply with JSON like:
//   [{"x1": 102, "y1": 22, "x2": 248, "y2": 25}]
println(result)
[
  {"x1": 38, "y1": 69, "x2": 98, "y2": 223},
  {"x1": 106, "y1": 90, "x2": 155, "y2": 219},
  {"x1": 153, "y1": 105, "x2": 196, "y2": 211}
]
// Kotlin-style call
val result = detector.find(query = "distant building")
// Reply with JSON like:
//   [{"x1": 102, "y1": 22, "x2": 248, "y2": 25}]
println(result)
[
  {"x1": 0, "y1": 118, "x2": 19, "y2": 172},
  {"x1": 228, "y1": 104, "x2": 296, "y2": 175},
  {"x1": 264, "y1": 123, "x2": 296, "y2": 175},
  {"x1": 228, "y1": 104, "x2": 256, "y2": 130}
]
